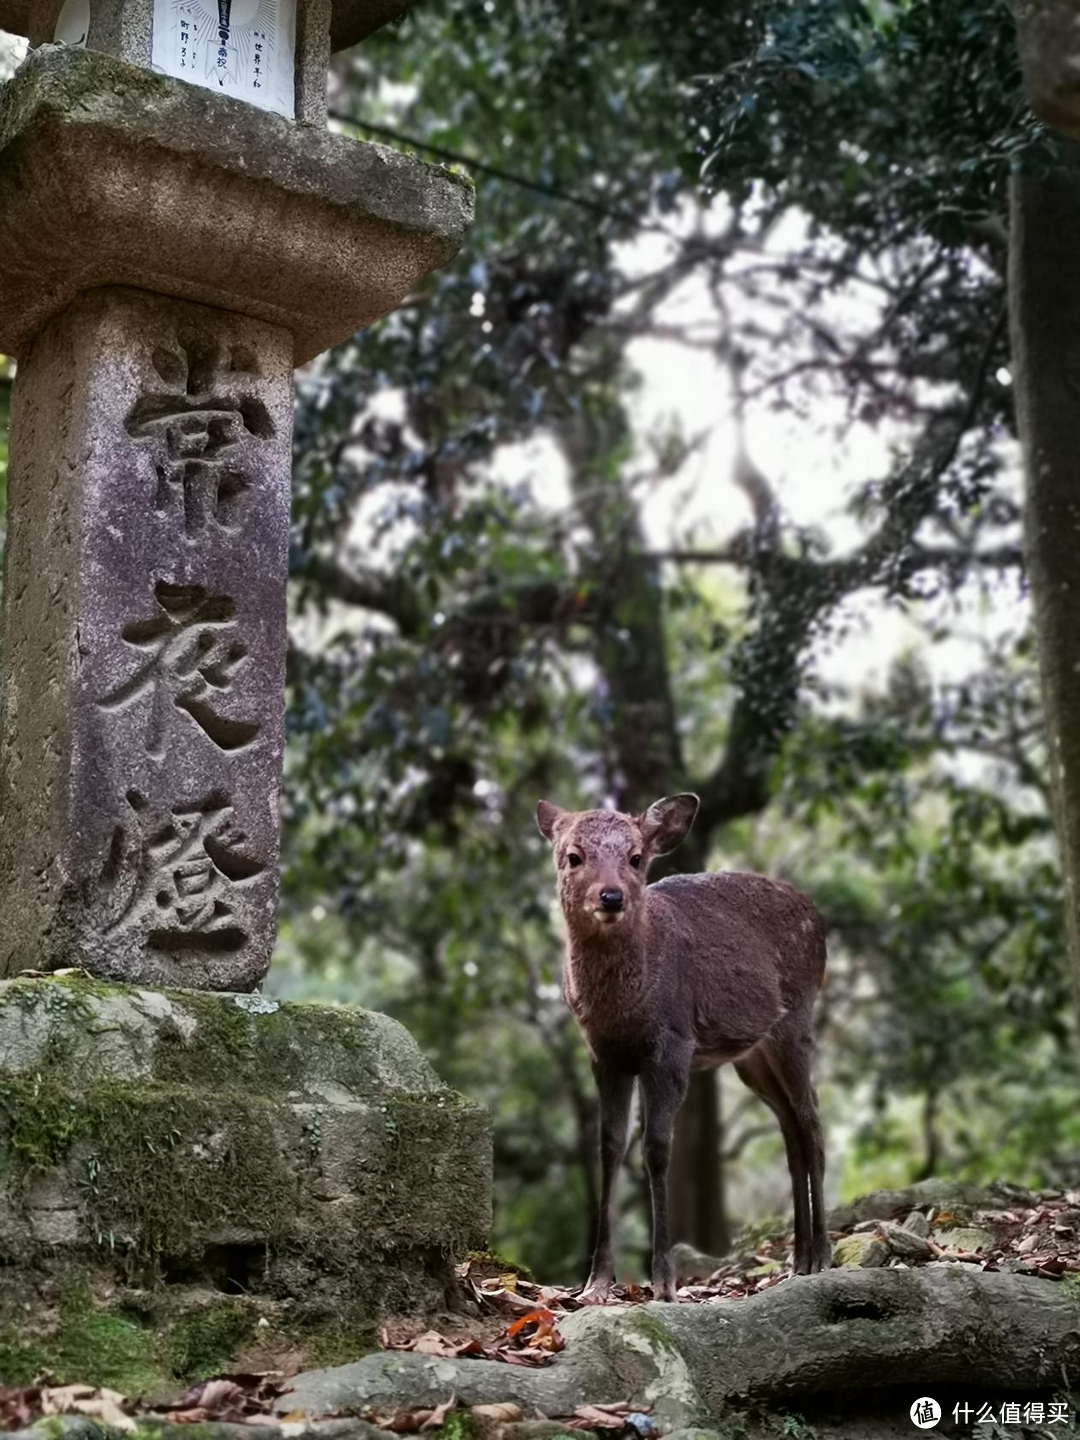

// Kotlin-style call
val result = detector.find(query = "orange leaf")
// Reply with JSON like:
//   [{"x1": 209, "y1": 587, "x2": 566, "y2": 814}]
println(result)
[{"x1": 507, "y1": 1308, "x2": 555, "y2": 1338}]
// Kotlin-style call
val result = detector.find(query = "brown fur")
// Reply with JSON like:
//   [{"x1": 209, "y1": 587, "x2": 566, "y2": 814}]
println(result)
[{"x1": 537, "y1": 794, "x2": 831, "y2": 1299}]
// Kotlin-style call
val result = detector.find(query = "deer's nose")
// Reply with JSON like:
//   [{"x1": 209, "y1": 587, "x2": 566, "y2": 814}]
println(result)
[{"x1": 600, "y1": 888, "x2": 624, "y2": 913}]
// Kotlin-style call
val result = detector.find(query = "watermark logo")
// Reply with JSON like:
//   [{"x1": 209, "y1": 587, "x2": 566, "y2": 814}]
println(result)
[{"x1": 910, "y1": 1398, "x2": 941, "y2": 1429}]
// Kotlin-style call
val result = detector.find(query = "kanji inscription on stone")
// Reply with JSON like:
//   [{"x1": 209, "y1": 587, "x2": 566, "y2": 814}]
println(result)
[{"x1": 0, "y1": 286, "x2": 293, "y2": 989}]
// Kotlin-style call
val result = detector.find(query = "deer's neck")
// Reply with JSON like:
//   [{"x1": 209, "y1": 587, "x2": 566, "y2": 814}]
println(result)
[{"x1": 563, "y1": 914, "x2": 655, "y2": 1031}]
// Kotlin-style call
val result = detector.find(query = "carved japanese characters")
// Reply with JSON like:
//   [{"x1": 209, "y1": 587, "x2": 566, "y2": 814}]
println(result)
[{"x1": 0, "y1": 287, "x2": 293, "y2": 989}]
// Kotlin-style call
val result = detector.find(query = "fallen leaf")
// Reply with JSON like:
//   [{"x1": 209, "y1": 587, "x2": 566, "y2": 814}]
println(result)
[
  {"x1": 420, "y1": 1396, "x2": 457, "y2": 1431},
  {"x1": 498, "y1": 1349, "x2": 556, "y2": 1368},
  {"x1": 471, "y1": 1403, "x2": 523, "y2": 1423},
  {"x1": 372, "y1": 1410, "x2": 430, "y2": 1433},
  {"x1": 38, "y1": 1385, "x2": 135, "y2": 1433},
  {"x1": 507, "y1": 1308, "x2": 556, "y2": 1338},
  {"x1": 561, "y1": 1403, "x2": 647, "y2": 1430},
  {"x1": 0, "y1": 1386, "x2": 41, "y2": 1432}
]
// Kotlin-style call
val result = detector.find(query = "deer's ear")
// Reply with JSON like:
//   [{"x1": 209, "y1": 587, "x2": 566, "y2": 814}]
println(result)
[
  {"x1": 536, "y1": 800, "x2": 566, "y2": 843},
  {"x1": 641, "y1": 793, "x2": 699, "y2": 855}
]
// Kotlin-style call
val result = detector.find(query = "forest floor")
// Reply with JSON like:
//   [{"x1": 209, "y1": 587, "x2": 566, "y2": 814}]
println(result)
[
  {"x1": 5, "y1": 1181, "x2": 1080, "y2": 1436},
  {"x1": 378, "y1": 1179, "x2": 1080, "y2": 1365}
]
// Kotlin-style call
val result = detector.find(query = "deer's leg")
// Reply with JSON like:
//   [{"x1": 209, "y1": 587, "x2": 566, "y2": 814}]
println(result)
[
  {"x1": 582, "y1": 1061, "x2": 635, "y2": 1302},
  {"x1": 735, "y1": 1048, "x2": 814, "y2": 1275},
  {"x1": 762, "y1": 1029, "x2": 832, "y2": 1273},
  {"x1": 640, "y1": 1049, "x2": 691, "y2": 1301}
]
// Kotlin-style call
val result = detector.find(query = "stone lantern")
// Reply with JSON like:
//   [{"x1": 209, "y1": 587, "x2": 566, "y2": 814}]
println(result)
[
  {"x1": 0, "y1": 0, "x2": 491, "y2": 1350},
  {"x1": 0, "y1": 0, "x2": 473, "y2": 990}
]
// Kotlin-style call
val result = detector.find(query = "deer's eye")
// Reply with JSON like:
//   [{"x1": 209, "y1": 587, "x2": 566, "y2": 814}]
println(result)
[
  {"x1": 567, "y1": 853, "x2": 583, "y2": 869},
  {"x1": 630, "y1": 854, "x2": 642, "y2": 870}
]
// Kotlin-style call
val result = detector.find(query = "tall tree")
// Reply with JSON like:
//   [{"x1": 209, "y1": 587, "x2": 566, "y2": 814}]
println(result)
[
  {"x1": 276, "y1": 0, "x2": 1070, "y2": 1272},
  {"x1": 1011, "y1": 1, "x2": 1080, "y2": 1015}
]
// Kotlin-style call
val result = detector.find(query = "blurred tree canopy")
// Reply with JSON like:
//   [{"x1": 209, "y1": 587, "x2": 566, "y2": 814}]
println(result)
[
  {"x1": 273, "y1": 0, "x2": 1080, "y2": 1280},
  {"x1": 0, "y1": 0, "x2": 1074, "y2": 1282}
]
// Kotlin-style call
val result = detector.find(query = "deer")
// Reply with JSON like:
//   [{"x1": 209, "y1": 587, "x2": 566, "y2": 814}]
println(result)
[{"x1": 536, "y1": 792, "x2": 831, "y2": 1301}]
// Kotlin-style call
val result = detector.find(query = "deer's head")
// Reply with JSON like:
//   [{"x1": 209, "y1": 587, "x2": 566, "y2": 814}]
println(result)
[{"x1": 536, "y1": 794, "x2": 699, "y2": 935}]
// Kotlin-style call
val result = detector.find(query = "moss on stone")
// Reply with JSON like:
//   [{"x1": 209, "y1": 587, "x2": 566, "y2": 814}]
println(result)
[
  {"x1": 0, "y1": 976, "x2": 491, "y2": 1378},
  {"x1": 629, "y1": 1307, "x2": 679, "y2": 1356},
  {"x1": 0, "y1": 1281, "x2": 160, "y2": 1392},
  {"x1": 0, "y1": 1071, "x2": 290, "y2": 1267},
  {"x1": 161, "y1": 1304, "x2": 255, "y2": 1381},
  {"x1": 439, "y1": 1412, "x2": 477, "y2": 1440},
  {"x1": 462, "y1": 1248, "x2": 534, "y2": 1281},
  {"x1": 0, "y1": 1277, "x2": 389, "y2": 1391},
  {"x1": 0, "y1": 1070, "x2": 85, "y2": 1170}
]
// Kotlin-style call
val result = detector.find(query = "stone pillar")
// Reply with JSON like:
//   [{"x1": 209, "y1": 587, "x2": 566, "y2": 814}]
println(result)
[
  {"x1": 0, "y1": 16, "x2": 472, "y2": 989},
  {"x1": 0, "y1": 288, "x2": 293, "y2": 988}
]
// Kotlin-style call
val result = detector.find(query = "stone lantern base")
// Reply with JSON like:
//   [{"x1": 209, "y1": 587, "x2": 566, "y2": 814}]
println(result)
[{"x1": 0, "y1": 975, "x2": 492, "y2": 1387}]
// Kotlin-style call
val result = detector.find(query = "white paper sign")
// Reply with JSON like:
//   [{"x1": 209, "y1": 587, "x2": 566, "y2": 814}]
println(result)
[{"x1": 151, "y1": 0, "x2": 296, "y2": 119}]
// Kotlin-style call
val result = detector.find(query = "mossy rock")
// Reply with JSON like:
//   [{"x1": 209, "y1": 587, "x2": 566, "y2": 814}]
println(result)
[{"x1": 0, "y1": 977, "x2": 492, "y2": 1383}]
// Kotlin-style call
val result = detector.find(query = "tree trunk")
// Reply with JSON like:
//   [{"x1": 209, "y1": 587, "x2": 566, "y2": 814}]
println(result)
[
  {"x1": 559, "y1": 403, "x2": 733, "y2": 1258},
  {"x1": 1010, "y1": 143, "x2": 1080, "y2": 1019}
]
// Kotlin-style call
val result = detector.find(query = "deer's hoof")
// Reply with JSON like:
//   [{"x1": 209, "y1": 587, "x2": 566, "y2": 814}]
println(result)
[
  {"x1": 579, "y1": 1279, "x2": 614, "y2": 1304},
  {"x1": 810, "y1": 1238, "x2": 834, "y2": 1273}
]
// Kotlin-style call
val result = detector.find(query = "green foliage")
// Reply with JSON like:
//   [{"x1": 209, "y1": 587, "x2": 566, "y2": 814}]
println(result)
[
  {"x1": 0, "y1": 0, "x2": 1070, "y2": 1281},
  {"x1": 272, "y1": 0, "x2": 1072, "y2": 1280},
  {"x1": 701, "y1": 0, "x2": 1049, "y2": 245},
  {"x1": 0, "y1": 1282, "x2": 160, "y2": 1393},
  {"x1": 162, "y1": 1305, "x2": 255, "y2": 1381}
]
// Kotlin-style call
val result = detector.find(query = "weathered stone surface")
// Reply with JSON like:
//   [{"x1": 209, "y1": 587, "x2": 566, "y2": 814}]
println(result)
[
  {"x1": 901, "y1": 1209, "x2": 930, "y2": 1237},
  {"x1": 283, "y1": 1354, "x2": 595, "y2": 1429},
  {"x1": 672, "y1": 1241, "x2": 724, "y2": 1282},
  {"x1": 0, "y1": 976, "x2": 492, "y2": 1336},
  {"x1": 826, "y1": 1178, "x2": 1028, "y2": 1231},
  {"x1": 831, "y1": 1233, "x2": 887, "y2": 1269},
  {"x1": 272, "y1": 1268, "x2": 1080, "y2": 1423},
  {"x1": 876, "y1": 1220, "x2": 932, "y2": 1262},
  {"x1": 0, "y1": 287, "x2": 293, "y2": 989},
  {"x1": 933, "y1": 1225, "x2": 995, "y2": 1253},
  {"x1": 0, "y1": 46, "x2": 473, "y2": 363},
  {"x1": 0, "y1": 0, "x2": 409, "y2": 53}
]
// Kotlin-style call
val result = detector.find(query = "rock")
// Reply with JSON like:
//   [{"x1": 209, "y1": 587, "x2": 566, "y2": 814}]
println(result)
[
  {"x1": 10, "y1": 1422, "x2": 391, "y2": 1440},
  {"x1": 615, "y1": 1269, "x2": 1080, "y2": 1405},
  {"x1": 934, "y1": 1226, "x2": 996, "y2": 1253},
  {"x1": 0, "y1": 47, "x2": 473, "y2": 370},
  {"x1": 746, "y1": 1260, "x2": 781, "y2": 1278},
  {"x1": 878, "y1": 1220, "x2": 933, "y2": 1262},
  {"x1": 503, "y1": 1425, "x2": 584, "y2": 1440},
  {"x1": 277, "y1": 1269, "x2": 1080, "y2": 1418},
  {"x1": 832, "y1": 1233, "x2": 888, "y2": 1268},
  {"x1": 902, "y1": 1210, "x2": 931, "y2": 1237},
  {"x1": 280, "y1": 1352, "x2": 598, "y2": 1430},
  {"x1": 672, "y1": 1242, "x2": 724, "y2": 1282},
  {"x1": 0, "y1": 974, "x2": 492, "y2": 1379},
  {"x1": 827, "y1": 1179, "x2": 1032, "y2": 1232}
]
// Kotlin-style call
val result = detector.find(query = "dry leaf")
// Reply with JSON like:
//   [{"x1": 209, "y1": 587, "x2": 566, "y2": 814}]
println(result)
[
  {"x1": 506, "y1": 1308, "x2": 556, "y2": 1338},
  {"x1": 561, "y1": 1403, "x2": 643, "y2": 1430},
  {"x1": 39, "y1": 1385, "x2": 134, "y2": 1433},
  {"x1": 420, "y1": 1396, "x2": 457, "y2": 1431},
  {"x1": 471, "y1": 1403, "x2": 523, "y2": 1423}
]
